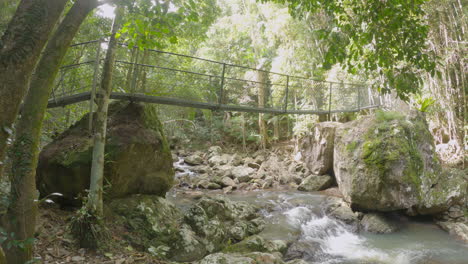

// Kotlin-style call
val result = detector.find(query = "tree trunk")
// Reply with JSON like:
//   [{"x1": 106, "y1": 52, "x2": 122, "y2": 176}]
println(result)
[
  {"x1": 0, "y1": 247, "x2": 5, "y2": 264},
  {"x1": 0, "y1": 0, "x2": 68, "y2": 178},
  {"x1": 257, "y1": 70, "x2": 268, "y2": 150},
  {"x1": 87, "y1": 7, "x2": 122, "y2": 216},
  {"x1": 242, "y1": 113, "x2": 246, "y2": 151},
  {"x1": 3, "y1": 1, "x2": 96, "y2": 263}
]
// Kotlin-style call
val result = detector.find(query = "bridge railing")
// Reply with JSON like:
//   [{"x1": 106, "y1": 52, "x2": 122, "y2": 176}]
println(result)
[{"x1": 50, "y1": 40, "x2": 381, "y2": 114}]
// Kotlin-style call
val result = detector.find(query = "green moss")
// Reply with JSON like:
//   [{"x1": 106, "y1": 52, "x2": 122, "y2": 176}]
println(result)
[
  {"x1": 361, "y1": 111, "x2": 424, "y2": 195},
  {"x1": 346, "y1": 141, "x2": 358, "y2": 152},
  {"x1": 222, "y1": 236, "x2": 266, "y2": 253}
]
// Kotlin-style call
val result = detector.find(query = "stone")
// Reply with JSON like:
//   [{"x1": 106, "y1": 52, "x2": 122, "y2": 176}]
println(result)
[
  {"x1": 248, "y1": 162, "x2": 261, "y2": 169},
  {"x1": 109, "y1": 195, "x2": 265, "y2": 262},
  {"x1": 224, "y1": 235, "x2": 287, "y2": 255},
  {"x1": 437, "y1": 221, "x2": 468, "y2": 243},
  {"x1": 207, "y1": 182, "x2": 222, "y2": 190},
  {"x1": 326, "y1": 197, "x2": 359, "y2": 227},
  {"x1": 232, "y1": 166, "x2": 256, "y2": 183},
  {"x1": 184, "y1": 154, "x2": 204, "y2": 165},
  {"x1": 221, "y1": 177, "x2": 237, "y2": 187},
  {"x1": 223, "y1": 186, "x2": 233, "y2": 194},
  {"x1": 36, "y1": 102, "x2": 174, "y2": 204},
  {"x1": 333, "y1": 111, "x2": 466, "y2": 214},
  {"x1": 300, "y1": 122, "x2": 341, "y2": 175},
  {"x1": 297, "y1": 175, "x2": 333, "y2": 192},
  {"x1": 360, "y1": 213, "x2": 399, "y2": 233},
  {"x1": 208, "y1": 146, "x2": 222, "y2": 157},
  {"x1": 209, "y1": 154, "x2": 232, "y2": 166},
  {"x1": 284, "y1": 240, "x2": 320, "y2": 261}
]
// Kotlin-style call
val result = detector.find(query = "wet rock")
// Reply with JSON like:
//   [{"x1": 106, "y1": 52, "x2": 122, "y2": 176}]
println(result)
[
  {"x1": 109, "y1": 195, "x2": 265, "y2": 262},
  {"x1": 437, "y1": 221, "x2": 468, "y2": 243},
  {"x1": 232, "y1": 166, "x2": 256, "y2": 183},
  {"x1": 224, "y1": 235, "x2": 287, "y2": 255},
  {"x1": 198, "y1": 252, "x2": 283, "y2": 264},
  {"x1": 37, "y1": 102, "x2": 174, "y2": 204},
  {"x1": 360, "y1": 213, "x2": 399, "y2": 234},
  {"x1": 223, "y1": 186, "x2": 233, "y2": 194},
  {"x1": 297, "y1": 175, "x2": 333, "y2": 192},
  {"x1": 248, "y1": 162, "x2": 261, "y2": 169},
  {"x1": 333, "y1": 111, "x2": 466, "y2": 214},
  {"x1": 300, "y1": 122, "x2": 341, "y2": 175},
  {"x1": 284, "y1": 240, "x2": 320, "y2": 260},
  {"x1": 285, "y1": 260, "x2": 309, "y2": 264},
  {"x1": 326, "y1": 198, "x2": 359, "y2": 227}
]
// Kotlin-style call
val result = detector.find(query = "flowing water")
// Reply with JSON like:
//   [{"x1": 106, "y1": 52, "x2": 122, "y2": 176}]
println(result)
[{"x1": 170, "y1": 159, "x2": 468, "y2": 264}]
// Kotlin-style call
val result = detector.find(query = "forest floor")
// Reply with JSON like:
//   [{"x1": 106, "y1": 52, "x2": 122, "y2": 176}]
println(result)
[{"x1": 34, "y1": 204, "x2": 167, "y2": 264}]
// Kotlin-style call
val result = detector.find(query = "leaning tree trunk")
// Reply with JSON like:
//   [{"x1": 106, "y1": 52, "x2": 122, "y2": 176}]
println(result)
[
  {"x1": 87, "y1": 8, "x2": 122, "y2": 216},
  {"x1": 257, "y1": 70, "x2": 268, "y2": 150},
  {"x1": 0, "y1": 0, "x2": 68, "y2": 178},
  {"x1": 3, "y1": 1, "x2": 97, "y2": 263}
]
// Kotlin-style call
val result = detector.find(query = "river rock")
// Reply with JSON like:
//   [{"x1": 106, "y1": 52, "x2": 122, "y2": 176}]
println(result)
[
  {"x1": 333, "y1": 111, "x2": 466, "y2": 215},
  {"x1": 184, "y1": 154, "x2": 204, "y2": 166},
  {"x1": 437, "y1": 221, "x2": 468, "y2": 243},
  {"x1": 232, "y1": 166, "x2": 256, "y2": 183},
  {"x1": 284, "y1": 240, "x2": 320, "y2": 260},
  {"x1": 109, "y1": 195, "x2": 265, "y2": 262},
  {"x1": 36, "y1": 102, "x2": 174, "y2": 204},
  {"x1": 221, "y1": 176, "x2": 237, "y2": 187},
  {"x1": 224, "y1": 235, "x2": 287, "y2": 255},
  {"x1": 198, "y1": 252, "x2": 283, "y2": 264},
  {"x1": 209, "y1": 154, "x2": 232, "y2": 166},
  {"x1": 301, "y1": 122, "x2": 341, "y2": 175},
  {"x1": 360, "y1": 213, "x2": 399, "y2": 233},
  {"x1": 326, "y1": 197, "x2": 359, "y2": 227},
  {"x1": 297, "y1": 175, "x2": 333, "y2": 192}
]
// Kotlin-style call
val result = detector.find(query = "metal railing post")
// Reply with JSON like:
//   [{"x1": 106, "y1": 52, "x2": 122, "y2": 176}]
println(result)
[
  {"x1": 357, "y1": 85, "x2": 361, "y2": 111},
  {"x1": 284, "y1": 75, "x2": 289, "y2": 112},
  {"x1": 218, "y1": 63, "x2": 226, "y2": 105},
  {"x1": 328, "y1": 82, "x2": 332, "y2": 120},
  {"x1": 88, "y1": 39, "x2": 102, "y2": 132}
]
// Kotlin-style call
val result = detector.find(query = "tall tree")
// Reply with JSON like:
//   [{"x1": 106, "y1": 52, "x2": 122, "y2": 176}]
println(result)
[
  {"x1": 3, "y1": 0, "x2": 99, "y2": 262},
  {"x1": 87, "y1": 6, "x2": 123, "y2": 217},
  {"x1": 0, "y1": 0, "x2": 68, "y2": 178}
]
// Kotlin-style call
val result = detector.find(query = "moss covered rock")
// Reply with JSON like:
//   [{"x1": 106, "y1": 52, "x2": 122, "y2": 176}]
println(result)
[
  {"x1": 37, "y1": 102, "x2": 174, "y2": 203},
  {"x1": 108, "y1": 195, "x2": 265, "y2": 262},
  {"x1": 333, "y1": 111, "x2": 466, "y2": 214}
]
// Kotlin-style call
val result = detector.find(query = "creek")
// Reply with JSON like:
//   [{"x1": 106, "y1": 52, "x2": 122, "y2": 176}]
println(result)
[{"x1": 170, "y1": 158, "x2": 468, "y2": 264}]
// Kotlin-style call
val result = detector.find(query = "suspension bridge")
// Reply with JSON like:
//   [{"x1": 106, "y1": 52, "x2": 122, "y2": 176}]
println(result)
[{"x1": 47, "y1": 39, "x2": 381, "y2": 115}]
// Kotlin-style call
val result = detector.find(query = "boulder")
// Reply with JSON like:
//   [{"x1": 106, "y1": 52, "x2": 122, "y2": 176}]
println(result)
[
  {"x1": 220, "y1": 177, "x2": 237, "y2": 187},
  {"x1": 209, "y1": 154, "x2": 232, "y2": 166},
  {"x1": 333, "y1": 111, "x2": 466, "y2": 215},
  {"x1": 109, "y1": 195, "x2": 265, "y2": 262},
  {"x1": 360, "y1": 213, "x2": 399, "y2": 234},
  {"x1": 232, "y1": 166, "x2": 256, "y2": 183},
  {"x1": 36, "y1": 102, "x2": 174, "y2": 204},
  {"x1": 297, "y1": 175, "x2": 333, "y2": 192},
  {"x1": 184, "y1": 154, "x2": 204, "y2": 166},
  {"x1": 198, "y1": 252, "x2": 284, "y2": 264},
  {"x1": 300, "y1": 122, "x2": 341, "y2": 175},
  {"x1": 224, "y1": 235, "x2": 287, "y2": 255},
  {"x1": 437, "y1": 221, "x2": 468, "y2": 243}
]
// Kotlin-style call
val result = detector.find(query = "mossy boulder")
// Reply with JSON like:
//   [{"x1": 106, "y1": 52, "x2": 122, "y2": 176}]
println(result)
[
  {"x1": 108, "y1": 195, "x2": 265, "y2": 262},
  {"x1": 36, "y1": 101, "x2": 174, "y2": 204},
  {"x1": 333, "y1": 111, "x2": 466, "y2": 214}
]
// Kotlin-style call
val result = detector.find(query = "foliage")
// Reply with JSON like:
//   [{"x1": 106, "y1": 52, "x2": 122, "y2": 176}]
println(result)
[
  {"x1": 117, "y1": 0, "x2": 219, "y2": 50},
  {"x1": 70, "y1": 204, "x2": 110, "y2": 249},
  {"x1": 261, "y1": 0, "x2": 437, "y2": 100},
  {"x1": 414, "y1": 94, "x2": 436, "y2": 112}
]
